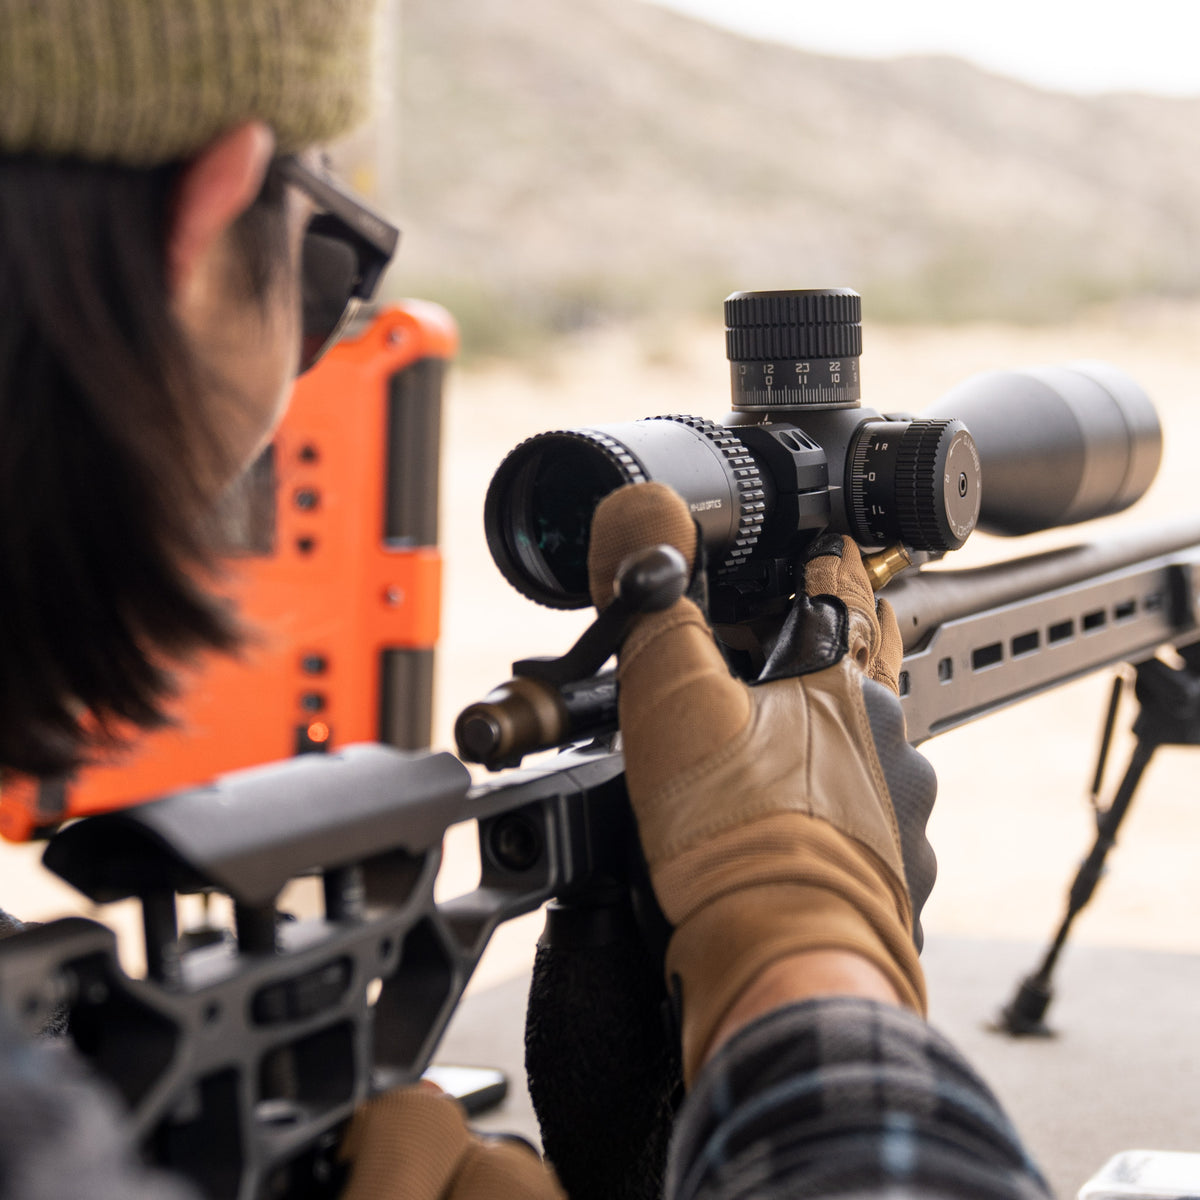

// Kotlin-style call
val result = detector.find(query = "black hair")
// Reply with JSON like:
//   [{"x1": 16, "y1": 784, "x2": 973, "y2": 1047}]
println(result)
[{"x1": 0, "y1": 155, "x2": 290, "y2": 778}]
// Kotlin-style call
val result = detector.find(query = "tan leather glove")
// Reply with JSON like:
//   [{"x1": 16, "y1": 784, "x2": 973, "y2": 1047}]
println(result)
[
  {"x1": 339, "y1": 1087, "x2": 565, "y2": 1200},
  {"x1": 588, "y1": 482, "x2": 937, "y2": 1083},
  {"x1": 803, "y1": 531, "x2": 904, "y2": 693}
]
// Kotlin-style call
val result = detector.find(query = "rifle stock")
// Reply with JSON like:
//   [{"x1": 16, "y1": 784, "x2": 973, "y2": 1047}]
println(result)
[
  {"x1": 0, "y1": 745, "x2": 633, "y2": 1199},
  {"x1": 893, "y1": 516, "x2": 1200, "y2": 742}
]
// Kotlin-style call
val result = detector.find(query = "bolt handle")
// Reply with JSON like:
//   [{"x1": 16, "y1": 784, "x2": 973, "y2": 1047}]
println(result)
[
  {"x1": 514, "y1": 545, "x2": 688, "y2": 688},
  {"x1": 612, "y1": 545, "x2": 689, "y2": 613},
  {"x1": 455, "y1": 546, "x2": 688, "y2": 769}
]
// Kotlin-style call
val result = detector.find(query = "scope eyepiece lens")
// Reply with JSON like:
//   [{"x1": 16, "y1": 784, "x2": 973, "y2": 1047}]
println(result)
[{"x1": 484, "y1": 432, "x2": 645, "y2": 609}]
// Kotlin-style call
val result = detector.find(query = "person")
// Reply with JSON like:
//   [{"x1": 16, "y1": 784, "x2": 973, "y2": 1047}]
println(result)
[
  {"x1": 0, "y1": 1, "x2": 1052, "y2": 1197},
  {"x1": 0, "y1": 0, "x2": 392, "y2": 782},
  {"x1": 344, "y1": 493, "x2": 1054, "y2": 1200},
  {"x1": 0, "y1": 1, "x2": 402, "y2": 1194}
]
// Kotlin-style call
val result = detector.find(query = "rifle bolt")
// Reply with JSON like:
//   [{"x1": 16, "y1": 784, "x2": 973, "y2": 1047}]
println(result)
[{"x1": 458, "y1": 713, "x2": 502, "y2": 761}]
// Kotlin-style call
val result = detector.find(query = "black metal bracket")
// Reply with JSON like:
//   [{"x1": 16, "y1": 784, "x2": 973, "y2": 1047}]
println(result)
[{"x1": 0, "y1": 744, "x2": 630, "y2": 1199}]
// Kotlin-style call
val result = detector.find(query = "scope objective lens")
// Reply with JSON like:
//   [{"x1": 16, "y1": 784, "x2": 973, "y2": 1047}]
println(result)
[{"x1": 923, "y1": 362, "x2": 1161, "y2": 535}]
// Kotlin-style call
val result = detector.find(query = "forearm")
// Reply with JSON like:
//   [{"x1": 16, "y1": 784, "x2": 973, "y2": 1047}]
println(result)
[
  {"x1": 670, "y1": 996, "x2": 1052, "y2": 1200},
  {"x1": 703, "y1": 950, "x2": 900, "y2": 1071}
]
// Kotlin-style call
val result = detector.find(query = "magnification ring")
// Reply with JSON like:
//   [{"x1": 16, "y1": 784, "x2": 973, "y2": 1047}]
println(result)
[{"x1": 653, "y1": 415, "x2": 767, "y2": 573}]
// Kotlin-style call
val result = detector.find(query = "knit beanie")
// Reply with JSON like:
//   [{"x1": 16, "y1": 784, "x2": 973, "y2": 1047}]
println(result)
[{"x1": 0, "y1": 0, "x2": 379, "y2": 166}]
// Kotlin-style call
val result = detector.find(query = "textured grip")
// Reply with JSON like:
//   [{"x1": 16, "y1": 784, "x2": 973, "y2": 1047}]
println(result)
[
  {"x1": 724, "y1": 289, "x2": 862, "y2": 361},
  {"x1": 860, "y1": 677, "x2": 938, "y2": 951},
  {"x1": 895, "y1": 420, "x2": 971, "y2": 552},
  {"x1": 654, "y1": 415, "x2": 766, "y2": 573},
  {"x1": 525, "y1": 901, "x2": 681, "y2": 1200}
]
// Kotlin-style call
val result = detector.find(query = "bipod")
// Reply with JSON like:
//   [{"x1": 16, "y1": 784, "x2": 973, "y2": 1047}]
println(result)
[{"x1": 995, "y1": 643, "x2": 1200, "y2": 1036}]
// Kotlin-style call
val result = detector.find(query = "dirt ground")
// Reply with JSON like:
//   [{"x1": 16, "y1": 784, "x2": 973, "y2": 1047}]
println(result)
[{"x1": 6, "y1": 300, "x2": 1200, "y2": 990}]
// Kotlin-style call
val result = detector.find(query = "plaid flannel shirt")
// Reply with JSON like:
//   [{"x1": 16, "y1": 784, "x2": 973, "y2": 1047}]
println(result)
[{"x1": 669, "y1": 997, "x2": 1052, "y2": 1200}]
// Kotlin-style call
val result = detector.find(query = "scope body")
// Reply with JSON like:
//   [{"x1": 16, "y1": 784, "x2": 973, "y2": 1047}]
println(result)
[
  {"x1": 484, "y1": 290, "x2": 1162, "y2": 618},
  {"x1": 486, "y1": 406, "x2": 978, "y2": 620},
  {"x1": 925, "y1": 361, "x2": 1161, "y2": 535}
]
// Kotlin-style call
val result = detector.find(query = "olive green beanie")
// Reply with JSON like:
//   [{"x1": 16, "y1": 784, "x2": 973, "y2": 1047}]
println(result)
[{"x1": 0, "y1": 0, "x2": 379, "y2": 165}]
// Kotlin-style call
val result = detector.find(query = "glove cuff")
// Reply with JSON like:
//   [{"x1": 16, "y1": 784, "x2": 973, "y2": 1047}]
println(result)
[{"x1": 658, "y1": 812, "x2": 926, "y2": 1084}]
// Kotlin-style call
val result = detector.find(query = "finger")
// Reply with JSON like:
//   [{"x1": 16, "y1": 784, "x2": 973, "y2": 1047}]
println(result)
[
  {"x1": 617, "y1": 596, "x2": 751, "y2": 809},
  {"x1": 845, "y1": 609, "x2": 880, "y2": 674},
  {"x1": 588, "y1": 483, "x2": 750, "y2": 812},
  {"x1": 449, "y1": 1139, "x2": 565, "y2": 1200},
  {"x1": 870, "y1": 598, "x2": 904, "y2": 695},
  {"x1": 339, "y1": 1089, "x2": 472, "y2": 1200},
  {"x1": 587, "y1": 482, "x2": 697, "y2": 611},
  {"x1": 803, "y1": 535, "x2": 876, "y2": 619},
  {"x1": 804, "y1": 535, "x2": 883, "y2": 672}
]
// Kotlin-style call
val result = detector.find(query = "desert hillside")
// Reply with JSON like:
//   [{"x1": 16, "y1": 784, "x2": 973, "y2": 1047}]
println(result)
[{"x1": 394, "y1": 0, "x2": 1200, "y2": 350}]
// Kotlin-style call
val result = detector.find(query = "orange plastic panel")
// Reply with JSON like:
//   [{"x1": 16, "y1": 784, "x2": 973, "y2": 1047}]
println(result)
[{"x1": 0, "y1": 302, "x2": 457, "y2": 842}]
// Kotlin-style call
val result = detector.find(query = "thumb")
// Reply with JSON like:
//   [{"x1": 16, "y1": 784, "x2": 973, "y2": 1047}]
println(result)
[
  {"x1": 588, "y1": 484, "x2": 750, "y2": 802},
  {"x1": 588, "y1": 482, "x2": 698, "y2": 610}
]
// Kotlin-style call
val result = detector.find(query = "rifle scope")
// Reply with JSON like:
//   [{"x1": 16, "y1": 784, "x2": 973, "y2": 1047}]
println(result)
[{"x1": 484, "y1": 289, "x2": 1161, "y2": 611}]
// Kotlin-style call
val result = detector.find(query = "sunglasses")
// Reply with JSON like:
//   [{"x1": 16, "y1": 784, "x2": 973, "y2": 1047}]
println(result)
[{"x1": 276, "y1": 156, "x2": 401, "y2": 374}]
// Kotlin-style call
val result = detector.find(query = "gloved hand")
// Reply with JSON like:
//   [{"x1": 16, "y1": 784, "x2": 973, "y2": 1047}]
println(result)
[
  {"x1": 799, "y1": 530, "x2": 904, "y2": 693},
  {"x1": 587, "y1": 482, "x2": 937, "y2": 1083},
  {"x1": 339, "y1": 1086, "x2": 565, "y2": 1200}
]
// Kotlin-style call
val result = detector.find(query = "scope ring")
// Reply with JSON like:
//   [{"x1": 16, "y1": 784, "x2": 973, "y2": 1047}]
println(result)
[
  {"x1": 510, "y1": 428, "x2": 650, "y2": 487},
  {"x1": 649, "y1": 415, "x2": 767, "y2": 574}
]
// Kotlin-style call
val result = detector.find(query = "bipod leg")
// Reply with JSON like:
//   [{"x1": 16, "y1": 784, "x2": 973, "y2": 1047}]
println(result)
[
  {"x1": 995, "y1": 648, "x2": 1200, "y2": 1037},
  {"x1": 994, "y1": 735, "x2": 1157, "y2": 1036}
]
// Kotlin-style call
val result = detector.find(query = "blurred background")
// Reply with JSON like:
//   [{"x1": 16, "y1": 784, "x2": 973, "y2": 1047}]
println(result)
[
  {"x1": 393, "y1": 7, "x2": 1200, "y2": 1184},
  {"x1": 386, "y1": 0, "x2": 1200, "y2": 354},
  {"x1": 388, "y1": 0, "x2": 1200, "y2": 960}
]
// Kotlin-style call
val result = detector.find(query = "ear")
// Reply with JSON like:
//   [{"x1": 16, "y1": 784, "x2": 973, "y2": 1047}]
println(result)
[{"x1": 167, "y1": 121, "x2": 276, "y2": 301}]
